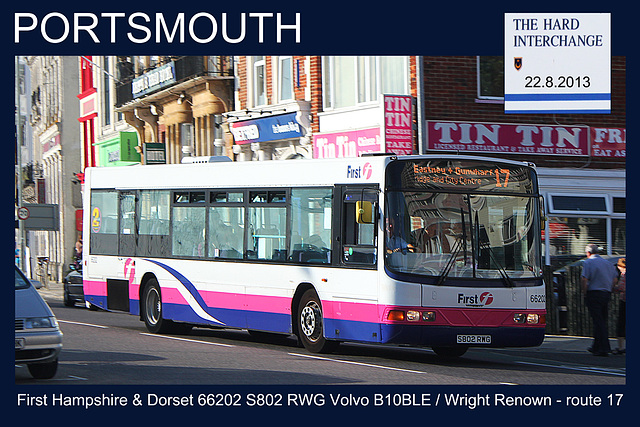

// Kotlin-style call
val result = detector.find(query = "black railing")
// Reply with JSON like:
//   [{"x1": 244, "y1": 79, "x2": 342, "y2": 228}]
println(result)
[
  {"x1": 115, "y1": 56, "x2": 233, "y2": 107},
  {"x1": 546, "y1": 264, "x2": 622, "y2": 337}
]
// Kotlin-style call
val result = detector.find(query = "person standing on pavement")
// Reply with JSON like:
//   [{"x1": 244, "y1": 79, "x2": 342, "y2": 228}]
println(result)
[
  {"x1": 581, "y1": 244, "x2": 618, "y2": 356},
  {"x1": 613, "y1": 258, "x2": 626, "y2": 355}
]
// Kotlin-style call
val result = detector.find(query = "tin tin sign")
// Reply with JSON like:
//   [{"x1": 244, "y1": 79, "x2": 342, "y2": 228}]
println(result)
[{"x1": 504, "y1": 13, "x2": 610, "y2": 114}]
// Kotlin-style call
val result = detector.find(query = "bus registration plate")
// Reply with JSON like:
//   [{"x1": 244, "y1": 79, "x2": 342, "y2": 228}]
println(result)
[{"x1": 456, "y1": 335, "x2": 491, "y2": 344}]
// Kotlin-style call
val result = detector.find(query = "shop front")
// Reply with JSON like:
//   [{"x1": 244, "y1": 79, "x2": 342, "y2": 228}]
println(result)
[
  {"x1": 94, "y1": 132, "x2": 141, "y2": 167},
  {"x1": 228, "y1": 108, "x2": 311, "y2": 160},
  {"x1": 313, "y1": 95, "x2": 415, "y2": 159}
]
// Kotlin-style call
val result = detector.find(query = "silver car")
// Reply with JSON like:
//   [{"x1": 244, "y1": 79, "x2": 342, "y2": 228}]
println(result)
[{"x1": 15, "y1": 266, "x2": 63, "y2": 379}]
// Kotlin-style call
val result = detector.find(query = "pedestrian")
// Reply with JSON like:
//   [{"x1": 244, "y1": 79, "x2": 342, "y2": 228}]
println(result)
[
  {"x1": 581, "y1": 244, "x2": 618, "y2": 356},
  {"x1": 613, "y1": 258, "x2": 626, "y2": 355}
]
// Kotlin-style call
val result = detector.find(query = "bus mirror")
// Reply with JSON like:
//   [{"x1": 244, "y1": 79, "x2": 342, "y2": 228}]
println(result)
[
  {"x1": 539, "y1": 195, "x2": 547, "y2": 227},
  {"x1": 356, "y1": 201, "x2": 373, "y2": 224}
]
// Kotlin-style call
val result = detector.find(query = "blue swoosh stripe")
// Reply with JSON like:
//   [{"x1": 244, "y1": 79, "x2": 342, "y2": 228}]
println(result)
[{"x1": 144, "y1": 259, "x2": 225, "y2": 325}]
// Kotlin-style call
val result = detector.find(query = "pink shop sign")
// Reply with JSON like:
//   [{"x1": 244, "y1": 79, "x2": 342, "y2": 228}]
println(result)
[
  {"x1": 591, "y1": 127, "x2": 626, "y2": 158},
  {"x1": 427, "y1": 121, "x2": 589, "y2": 156},
  {"x1": 383, "y1": 95, "x2": 414, "y2": 155},
  {"x1": 313, "y1": 128, "x2": 383, "y2": 159}
]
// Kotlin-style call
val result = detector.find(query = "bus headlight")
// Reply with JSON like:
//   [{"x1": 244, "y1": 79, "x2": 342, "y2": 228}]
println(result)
[
  {"x1": 513, "y1": 313, "x2": 544, "y2": 324},
  {"x1": 527, "y1": 314, "x2": 540, "y2": 324},
  {"x1": 422, "y1": 311, "x2": 436, "y2": 321},
  {"x1": 406, "y1": 310, "x2": 420, "y2": 321},
  {"x1": 513, "y1": 313, "x2": 526, "y2": 324}
]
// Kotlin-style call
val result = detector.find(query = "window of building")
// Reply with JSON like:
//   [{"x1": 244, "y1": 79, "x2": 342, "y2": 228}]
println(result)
[
  {"x1": 253, "y1": 56, "x2": 267, "y2": 106},
  {"x1": 103, "y1": 57, "x2": 112, "y2": 127},
  {"x1": 544, "y1": 193, "x2": 626, "y2": 268},
  {"x1": 322, "y1": 56, "x2": 409, "y2": 110},
  {"x1": 477, "y1": 56, "x2": 504, "y2": 100},
  {"x1": 548, "y1": 194, "x2": 609, "y2": 215},
  {"x1": 279, "y1": 56, "x2": 293, "y2": 101}
]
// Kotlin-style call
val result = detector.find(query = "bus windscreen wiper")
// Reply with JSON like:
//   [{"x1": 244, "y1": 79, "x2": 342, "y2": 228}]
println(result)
[
  {"x1": 437, "y1": 206, "x2": 469, "y2": 286},
  {"x1": 436, "y1": 235, "x2": 463, "y2": 286},
  {"x1": 478, "y1": 241, "x2": 515, "y2": 287}
]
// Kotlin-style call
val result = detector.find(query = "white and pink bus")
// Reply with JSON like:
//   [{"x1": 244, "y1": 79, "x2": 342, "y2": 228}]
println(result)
[{"x1": 83, "y1": 154, "x2": 546, "y2": 357}]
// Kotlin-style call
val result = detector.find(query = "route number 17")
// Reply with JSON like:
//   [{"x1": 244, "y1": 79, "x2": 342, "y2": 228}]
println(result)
[{"x1": 495, "y1": 169, "x2": 510, "y2": 187}]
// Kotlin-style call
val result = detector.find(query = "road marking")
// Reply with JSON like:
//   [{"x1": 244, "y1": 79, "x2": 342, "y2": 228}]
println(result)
[
  {"x1": 62, "y1": 375, "x2": 88, "y2": 381},
  {"x1": 140, "y1": 333, "x2": 235, "y2": 347},
  {"x1": 58, "y1": 320, "x2": 108, "y2": 329},
  {"x1": 516, "y1": 361, "x2": 626, "y2": 377},
  {"x1": 288, "y1": 352, "x2": 426, "y2": 374}
]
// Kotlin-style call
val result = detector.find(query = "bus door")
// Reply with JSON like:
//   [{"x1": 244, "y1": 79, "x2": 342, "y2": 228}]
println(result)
[
  {"x1": 108, "y1": 190, "x2": 137, "y2": 312},
  {"x1": 334, "y1": 185, "x2": 379, "y2": 266},
  {"x1": 326, "y1": 184, "x2": 381, "y2": 342}
]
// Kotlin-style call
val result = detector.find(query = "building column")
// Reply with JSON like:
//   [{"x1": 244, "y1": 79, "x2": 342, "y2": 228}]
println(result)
[{"x1": 192, "y1": 87, "x2": 225, "y2": 158}]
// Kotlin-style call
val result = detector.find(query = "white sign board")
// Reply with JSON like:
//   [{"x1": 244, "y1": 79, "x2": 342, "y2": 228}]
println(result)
[{"x1": 504, "y1": 13, "x2": 610, "y2": 114}]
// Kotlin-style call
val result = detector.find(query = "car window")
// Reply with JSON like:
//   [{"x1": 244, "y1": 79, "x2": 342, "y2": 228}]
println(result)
[{"x1": 15, "y1": 268, "x2": 31, "y2": 290}]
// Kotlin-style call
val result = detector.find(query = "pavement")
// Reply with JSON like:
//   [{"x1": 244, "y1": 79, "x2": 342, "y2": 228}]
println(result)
[{"x1": 36, "y1": 281, "x2": 626, "y2": 363}]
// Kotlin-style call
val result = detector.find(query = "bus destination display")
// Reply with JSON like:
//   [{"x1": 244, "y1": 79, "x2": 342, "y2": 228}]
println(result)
[{"x1": 389, "y1": 160, "x2": 533, "y2": 193}]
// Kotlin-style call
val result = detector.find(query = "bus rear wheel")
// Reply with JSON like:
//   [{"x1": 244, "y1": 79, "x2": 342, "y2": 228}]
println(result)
[
  {"x1": 297, "y1": 289, "x2": 338, "y2": 354},
  {"x1": 142, "y1": 278, "x2": 191, "y2": 334}
]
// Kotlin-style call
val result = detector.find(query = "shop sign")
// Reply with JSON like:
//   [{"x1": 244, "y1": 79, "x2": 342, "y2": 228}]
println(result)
[
  {"x1": 313, "y1": 128, "x2": 382, "y2": 159},
  {"x1": 427, "y1": 120, "x2": 589, "y2": 156},
  {"x1": 21, "y1": 204, "x2": 59, "y2": 231},
  {"x1": 132, "y1": 62, "x2": 176, "y2": 98},
  {"x1": 79, "y1": 88, "x2": 97, "y2": 118},
  {"x1": 383, "y1": 95, "x2": 414, "y2": 155},
  {"x1": 42, "y1": 134, "x2": 60, "y2": 155},
  {"x1": 144, "y1": 143, "x2": 166, "y2": 164},
  {"x1": 591, "y1": 127, "x2": 625, "y2": 158},
  {"x1": 230, "y1": 112, "x2": 304, "y2": 145}
]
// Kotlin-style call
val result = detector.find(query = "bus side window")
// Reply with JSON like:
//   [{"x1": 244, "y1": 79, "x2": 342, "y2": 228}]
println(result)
[{"x1": 89, "y1": 190, "x2": 119, "y2": 255}]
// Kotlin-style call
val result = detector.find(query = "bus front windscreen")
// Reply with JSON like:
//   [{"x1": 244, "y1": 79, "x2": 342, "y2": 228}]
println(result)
[{"x1": 384, "y1": 190, "x2": 541, "y2": 283}]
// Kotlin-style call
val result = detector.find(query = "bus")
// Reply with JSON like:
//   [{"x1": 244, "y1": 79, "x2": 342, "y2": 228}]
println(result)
[{"x1": 83, "y1": 154, "x2": 546, "y2": 357}]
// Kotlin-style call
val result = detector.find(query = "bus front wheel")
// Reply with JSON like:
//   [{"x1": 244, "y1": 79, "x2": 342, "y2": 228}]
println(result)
[{"x1": 297, "y1": 289, "x2": 338, "y2": 354}]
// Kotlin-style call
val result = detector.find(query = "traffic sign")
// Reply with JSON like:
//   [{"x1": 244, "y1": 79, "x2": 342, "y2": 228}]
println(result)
[{"x1": 17, "y1": 207, "x2": 30, "y2": 220}]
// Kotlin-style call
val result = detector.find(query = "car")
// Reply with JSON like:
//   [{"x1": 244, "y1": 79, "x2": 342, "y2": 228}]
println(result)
[
  {"x1": 63, "y1": 263, "x2": 84, "y2": 307},
  {"x1": 15, "y1": 266, "x2": 63, "y2": 379}
]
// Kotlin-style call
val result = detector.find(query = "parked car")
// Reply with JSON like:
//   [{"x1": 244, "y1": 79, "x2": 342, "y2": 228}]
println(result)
[
  {"x1": 63, "y1": 263, "x2": 84, "y2": 307},
  {"x1": 15, "y1": 266, "x2": 63, "y2": 379}
]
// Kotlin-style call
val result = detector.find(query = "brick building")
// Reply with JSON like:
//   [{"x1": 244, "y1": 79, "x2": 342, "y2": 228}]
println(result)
[{"x1": 226, "y1": 56, "x2": 419, "y2": 160}]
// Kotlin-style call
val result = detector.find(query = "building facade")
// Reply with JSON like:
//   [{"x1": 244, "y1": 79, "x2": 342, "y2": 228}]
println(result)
[
  {"x1": 113, "y1": 56, "x2": 234, "y2": 164},
  {"x1": 26, "y1": 56, "x2": 82, "y2": 281},
  {"x1": 227, "y1": 56, "x2": 419, "y2": 161}
]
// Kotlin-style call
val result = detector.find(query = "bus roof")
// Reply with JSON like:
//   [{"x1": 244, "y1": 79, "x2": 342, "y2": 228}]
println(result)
[{"x1": 86, "y1": 154, "x2": 536, "y2": 190}]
